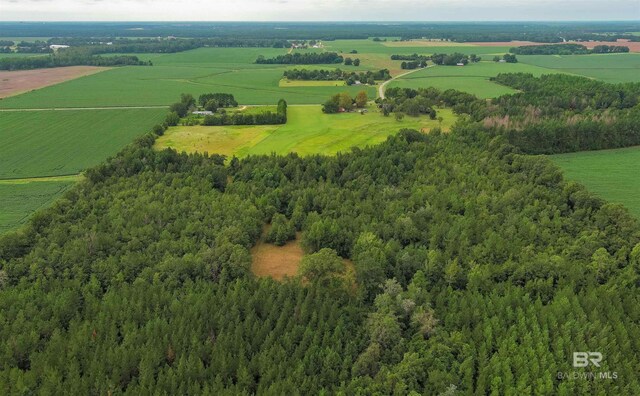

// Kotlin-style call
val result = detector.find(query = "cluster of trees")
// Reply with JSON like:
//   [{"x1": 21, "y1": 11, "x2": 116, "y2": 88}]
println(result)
[
  {"x1": 198, "y1": 93, "x2": 238, "y2": 111},
  {"x1": 391, "y1": 53, "x2": 430, "y2": 62},
  {"x1": 394, "y1": 53, "x2": 481, "y2": 69},
  {"x1": 378, "y1": 87, "x2": 439, "y2": 119},
  {"x1": 343, "y1": 57, "x2": 360, "y2": 66},
  {"x1": 493, "y1": 53, "x2": 518, "y2": 63},
  {"x1": 511, "y1": 43, "x2": 629, "y2": 55},
  {"x1": 1, "y1": 123, "x2": 639, "y2": 393},
  {"x1": 322, "y1": 91, "x2": 368, "y2": 113},
  {"x1": 283, "y1": 68, "x2": 390, "y2": 85},
  {"x1": 400, "y1": 60, "x2": 427, "y2": 70},
  {"x1": 0, "y1": 49, "x2": 149, "y2": 71},
  {"x1": 480, "y1": 73, "x2": 640, "y2": 153},
  {"x1": 592, "y1": 44, "x2": 631, "y2": 53},
  {"x1": 203, "y1": 99, "x2": 288, "y2": 126},
  {"x1": 255, "y1": 52, "x2": 344, "y2": 65},
  {"x1": 431, "y1": 52, "x2": 481, "y2": 65}
]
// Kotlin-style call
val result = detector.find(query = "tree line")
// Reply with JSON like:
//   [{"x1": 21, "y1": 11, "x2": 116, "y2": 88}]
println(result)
[
  {"x1": 203, "y1": 99, "x2": 288, "y2": 126},
  {"x1": 256, "y1": 52, "x2": 344, "y2": 65},
  {"x1": 283, "y1": 68, "x2": 390, "y2": 85},
  {"x1": 322, "y1": 91, "x2": 369, "y2": 113},
  {"x1": 510, "y1": 43, "x2": 630, "y2": 55},
  {"x1": 0, "y1": 48, "x2": 150, "y2": 71}
]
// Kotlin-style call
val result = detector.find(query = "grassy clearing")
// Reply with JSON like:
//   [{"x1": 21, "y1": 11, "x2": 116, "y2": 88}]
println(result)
[
  {"x1": 0, "y1": 108, "x2": 165, "y2": 178},
  {"x1": 551, "y1": 146, "x2": 640, "y2": 218},
  {"x1": 518, "y1": 53, "x2": 640, "y2": 83},
  {"x1": 251, "y1": 232, "x2": 304, "y2": 280},
  {"x1": 155, "y1": 105, "x2": 456, "y2": 157},
  {"x1": 0, "y1": 181, "x2": 73, "y2": 233}
]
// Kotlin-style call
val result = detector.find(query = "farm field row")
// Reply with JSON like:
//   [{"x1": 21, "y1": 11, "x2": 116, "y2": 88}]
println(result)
[
  {"x1": 0, "y1": 108, "x2": 166, "y2": 179},
  {"x1": 551, "y1": 146, "x2": 640, "y2": 218},
  {"x1": 155, "y1": 105, "x2": 456, "y2": 158},
  {"x1": 0, "y1": 181, "x2": 74, "y2": 233}
]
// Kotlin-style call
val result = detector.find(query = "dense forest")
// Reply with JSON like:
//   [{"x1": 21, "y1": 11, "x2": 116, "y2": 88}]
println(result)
[
  {"x1": 382, "y1": 73, "x2": 640, "y2": 154},
  {"x1": 256, "y1": 52, "x2": 344, "y2": 65},
  {"x1": 1, "y1": 120, "x2": 639, "y2": 393},
  {"x1": 511, "y1": 43, "x2": 630, "y2": 55}
]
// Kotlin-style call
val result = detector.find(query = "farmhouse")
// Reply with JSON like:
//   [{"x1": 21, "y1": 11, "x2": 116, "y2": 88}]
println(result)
[{"x1": 193, "y1": 111, "x2": 214, "y2": 116}]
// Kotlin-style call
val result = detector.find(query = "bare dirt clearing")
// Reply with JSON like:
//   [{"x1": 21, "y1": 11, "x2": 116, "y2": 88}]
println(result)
[
  {"x1": 0, "y1": 66, "x2": 108, "y2": 99},
  {"x1": 251, "y1": 232, "x2": 304, "y2": 281}
]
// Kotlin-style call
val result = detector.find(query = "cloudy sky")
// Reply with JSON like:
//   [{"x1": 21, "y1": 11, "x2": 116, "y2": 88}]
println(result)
[{"x1": 1, "y1": 0, "x2": 638, "y2": 21}]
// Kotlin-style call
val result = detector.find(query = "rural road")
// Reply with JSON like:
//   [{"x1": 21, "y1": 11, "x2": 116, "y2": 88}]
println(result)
[{"x1": 378, "y1": 64, "x2": 436, "y2": 100}]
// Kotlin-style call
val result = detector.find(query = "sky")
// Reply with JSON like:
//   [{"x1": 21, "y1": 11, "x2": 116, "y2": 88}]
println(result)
[{"x1": 0, "y1": 0, "x2": 639, "y2": 21}]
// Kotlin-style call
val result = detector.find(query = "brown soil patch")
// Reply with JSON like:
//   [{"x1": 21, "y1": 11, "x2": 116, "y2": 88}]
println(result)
[
  {"x1": 0, "y1": 66, "x2": 109, "y2": 99},
  {"x1": 251, "y1": 232, "x2": 304, "y2": 281}
]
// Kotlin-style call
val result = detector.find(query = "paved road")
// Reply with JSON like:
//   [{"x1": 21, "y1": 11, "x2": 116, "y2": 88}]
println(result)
[{"x1": 378, "y1": 65, "x2": 436, "y2": 100}]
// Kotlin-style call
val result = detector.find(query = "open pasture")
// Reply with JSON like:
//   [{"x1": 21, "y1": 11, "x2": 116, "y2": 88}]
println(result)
[
  {"x1": 0, "y1": 108, "x2": 165, "y2": 179},
  {"x1": 551, "y1": 146, "x2": 640, "y2": 218},
  {"x1": 155, "y1": 105, "x2": 456, "y2": 158}
]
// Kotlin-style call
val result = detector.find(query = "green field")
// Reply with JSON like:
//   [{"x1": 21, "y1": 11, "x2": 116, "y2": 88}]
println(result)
[
  {"x1": 518, "y1": 53, "x2": 640, "y2": 83},
  {"x1": 0, "y1": 181, "x2": 73, "y2": 233},
  {"x1": 155, "y1": 105, "x2": 456, "y2": 157},
  {"x1": 0, "y1": 47, "x2": 376, "y2": 109},
  {"x1": 551, "y1": 146, "x2": 640, "y2": 218},
  {"x1": 388, "y1": 61, "x2": 560, "y2": 98},
  {"x1": 0, "y1": 108, "x2": 165, "y2": 179}
]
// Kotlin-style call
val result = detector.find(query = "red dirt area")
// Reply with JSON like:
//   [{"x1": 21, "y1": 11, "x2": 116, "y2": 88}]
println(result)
[
  {"x1": 0, "y1": 66, "x2": 108, "y2": 99},
  {"x1": 576, "y1": 39, "x2": 640, "y2": 52},
  {"x1": 251, "y1": 233, "x2": 304, "y2": 281},
  {"x1": 468, "y1": 39, "x2": 640, "y2": 52}
]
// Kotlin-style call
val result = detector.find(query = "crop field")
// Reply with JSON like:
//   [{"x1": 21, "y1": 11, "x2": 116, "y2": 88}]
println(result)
[
  {"x1": 0, "y1": 66, "x2": 108, "y2": 99},
  {"x1": 551, "y1": 146, "x2": 640, "y2": 218},
  {"x1": 0, "y1": 108, "x2": 166, "y2": 179},
  {"x1": 0, "y1": 181, "x2": 73, "y2": 233},
  {"x1": 388, "y1": 61, "x2": 558, "y2": 98},
  {"x1": 155, "y1": 105, "x2": 456, "y2": 157},
  {"x1": 0, "y1": 49, "x2": 376, "y2": 108},
  {"x1": 517, "y1": 54, "x2": 640, "y2": 83}
]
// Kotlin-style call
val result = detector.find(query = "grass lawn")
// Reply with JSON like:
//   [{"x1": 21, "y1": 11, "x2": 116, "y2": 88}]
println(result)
[
  {"x1": 0, "y1": 108, "x2": 166, "y2": 179},
  {"x1": 0, "y1": 181, "x2": 73, "y2": 233},
  {"x1": 155, "y1": 104, "x2": 456, "y2": 157},
  {"x1": 551, "y1": 146, "x2": 640, "y2": 218}
]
